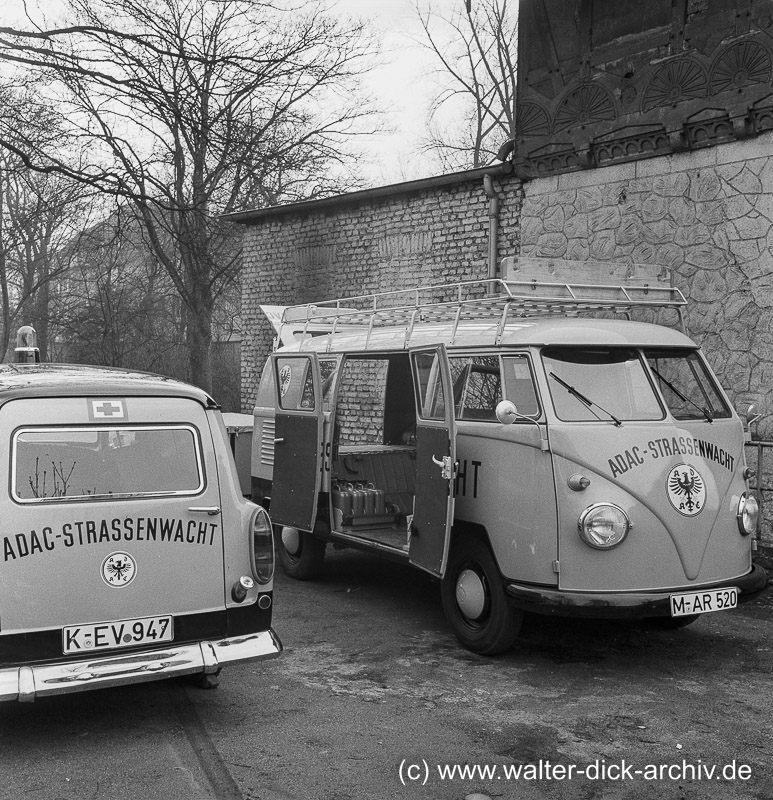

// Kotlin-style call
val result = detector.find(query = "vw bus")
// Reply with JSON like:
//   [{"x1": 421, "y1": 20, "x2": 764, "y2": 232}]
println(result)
[
  {"x1": 252, "y1": 257, "x2": 766, "y2": 655},
  {"x1": 0, "y1": 356, "x2": 281, "y2": 702}
]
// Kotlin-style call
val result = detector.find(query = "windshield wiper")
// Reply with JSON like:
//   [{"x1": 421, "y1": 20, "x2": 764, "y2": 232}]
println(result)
[
  {"x1": 549, "y1": 372, "x2": 622, "y2": 426},
  {"x1": 649, "y1": 366, "x2": 713, "y2": 423}
]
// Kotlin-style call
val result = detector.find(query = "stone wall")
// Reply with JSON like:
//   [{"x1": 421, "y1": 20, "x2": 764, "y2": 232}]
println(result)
[
  {"x1": 520, "y1": 134, "x2": 773, "y2": 436},
  {"x1": 239, "y1": 171, "x2": 523, "y2": 410},
  {"x1": 520, "y1": 133, "x2": 773, "y2": 560}
]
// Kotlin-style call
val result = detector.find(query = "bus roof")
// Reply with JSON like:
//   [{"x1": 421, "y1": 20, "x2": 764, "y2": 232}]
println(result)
[
  {"x1": 278, "y1": 316, "x2": 697, "y2": 354},
  {"x1": 273, "y1": 273, "x2": 691, "y2": 353}
]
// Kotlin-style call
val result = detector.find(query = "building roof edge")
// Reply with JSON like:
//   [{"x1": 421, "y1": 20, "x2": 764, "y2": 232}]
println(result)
[{"x1": 222, "y1": 163, "x2": 513, "y2": 225}]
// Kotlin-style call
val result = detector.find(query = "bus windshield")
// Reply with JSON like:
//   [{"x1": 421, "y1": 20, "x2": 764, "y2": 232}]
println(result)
[
  {"x1": 542, "y1": 347, "x2": 663, "y2": 422},
  {"x1": 644, "y1": 348, "x2": 730, "y2": 420}
]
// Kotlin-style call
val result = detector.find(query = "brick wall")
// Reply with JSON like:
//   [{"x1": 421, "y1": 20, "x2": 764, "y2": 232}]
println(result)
[
  {"x1": 336, "y1": 359, "x2": 387, "y2": 447},
  {"x1": 239, "y1": 170, "x2": 523, "y2": 410}
]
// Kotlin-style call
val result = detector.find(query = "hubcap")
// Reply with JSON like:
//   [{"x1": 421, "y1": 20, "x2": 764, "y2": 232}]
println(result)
[
  {"x1": 455, "y1": 568, "x2": 487, "y2": 620},
  {"x1": 281, "y1": 526, "x2": 301, "y2": 556}
]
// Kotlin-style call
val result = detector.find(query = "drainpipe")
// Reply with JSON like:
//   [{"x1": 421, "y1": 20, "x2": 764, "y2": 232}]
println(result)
[{"x1": 483, "y1": 174, "x2": 499, "y2": 296}]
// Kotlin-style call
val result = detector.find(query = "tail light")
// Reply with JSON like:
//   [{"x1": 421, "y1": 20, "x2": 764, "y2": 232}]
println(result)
[{"x1": 250, "y1": 507, "x2": 275, "y2": 584}]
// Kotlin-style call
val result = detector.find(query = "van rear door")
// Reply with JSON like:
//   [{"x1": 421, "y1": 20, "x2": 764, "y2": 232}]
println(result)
[
  {"x1": 269, "y1": 353, "x2": 323, "y2": 532},
  {"x1": 0, "y1": 396, "x2": 226, "y2": 641},
  {"x1": 409, "y1": 345, "x2": 456, "y2": 576}
]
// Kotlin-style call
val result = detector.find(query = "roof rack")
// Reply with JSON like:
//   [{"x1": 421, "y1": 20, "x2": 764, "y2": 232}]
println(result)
[{"x1": 280, "y1": 258, "x2": 687, "y2": 350}]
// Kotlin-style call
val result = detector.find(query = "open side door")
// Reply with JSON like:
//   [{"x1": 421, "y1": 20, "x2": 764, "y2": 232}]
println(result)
[
  {"x1": 408, "y1": 344, "x2": 456, "y2": 576},
  {"x1": 269, "y1": 352, "x2": 323, "y2": 532}
]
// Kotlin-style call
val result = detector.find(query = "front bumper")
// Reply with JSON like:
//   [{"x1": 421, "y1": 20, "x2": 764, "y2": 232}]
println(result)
[
  {"x1": 505, "y1": 563, "x2": 768, "y2": 619},
  {"x1": 0, "y1": 628, "x2": 282, "y2": 703}
]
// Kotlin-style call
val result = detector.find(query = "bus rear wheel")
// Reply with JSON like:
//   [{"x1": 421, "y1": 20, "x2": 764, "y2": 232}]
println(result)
[
  {"x1": 441, "y1": 535, "x2": 523, "y2": 655},
  {"x1": 276, "y1": 525, "x2": 326, "y2": 580}
]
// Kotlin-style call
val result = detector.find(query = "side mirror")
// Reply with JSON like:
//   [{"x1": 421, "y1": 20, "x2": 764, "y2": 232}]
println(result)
[
  {"x1": 496, "y1": 400, "x2": 518, "y2": 425},
  {"x1": 746, "y1": 404, "x2": 762, "y2": 427},
  {"x1": 496, "y1": 399, "x2": 550, "y2": 452},
  {"x1": 744, "y1": 404, "x2": 762, "y2": 442}
]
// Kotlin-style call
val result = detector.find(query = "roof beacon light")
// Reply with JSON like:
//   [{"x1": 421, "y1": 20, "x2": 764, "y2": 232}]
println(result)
[{"x1": 14, "y1": 326, "x2": 40, "y2": 364}]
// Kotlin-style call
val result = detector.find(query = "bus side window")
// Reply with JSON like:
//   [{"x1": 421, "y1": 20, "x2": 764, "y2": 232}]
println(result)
[
  {"x1": 320, "y1": 358, "x2": 339, "y2": 412},
  {"x1": 502, "y1": 355, "x2": 540, "y2": 418},
  {"x1": 275, "y1": 357, "x2": 315, "y2": 411},
  {"x1": 449, "y1": 355, "x2": 502, "y2": 421}
]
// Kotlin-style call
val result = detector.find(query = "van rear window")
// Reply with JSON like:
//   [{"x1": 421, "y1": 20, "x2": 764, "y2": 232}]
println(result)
[{"x1": 12, "y1": 425, "x2": 203, "y2": 503}]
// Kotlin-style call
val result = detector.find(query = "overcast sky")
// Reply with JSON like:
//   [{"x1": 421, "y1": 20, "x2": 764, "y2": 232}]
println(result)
[
  {"x1": 2, "y1": 0, "x2": 469, "y2": 185},
  {"x1": 332, "y1": 0, "x2": 465, "y2": 185}
]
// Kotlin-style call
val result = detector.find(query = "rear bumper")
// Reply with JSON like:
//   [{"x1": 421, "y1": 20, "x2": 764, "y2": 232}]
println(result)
[
  {"x1": 505, "y1": 563, "x2": 768, "y2": 619},
  {"x1": 0, "y1": 628, "x2": 282, "y2": 703}
]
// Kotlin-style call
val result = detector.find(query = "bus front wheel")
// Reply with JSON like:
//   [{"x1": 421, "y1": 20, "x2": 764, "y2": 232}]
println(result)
[{"x1": 441, "y1": 535, "x2": 523, "y2": 655}]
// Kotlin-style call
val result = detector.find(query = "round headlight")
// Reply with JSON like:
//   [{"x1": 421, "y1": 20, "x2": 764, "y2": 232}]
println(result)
[
  {"x1": 578, "y1": 503, "x2": 631, "y2": 549},
  {"x1": 737, "y1": 493, "x2": 759, "y2": 536}
]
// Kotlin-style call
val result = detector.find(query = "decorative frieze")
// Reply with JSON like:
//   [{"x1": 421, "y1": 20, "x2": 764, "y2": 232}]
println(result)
[
  {"x1": 709, "y1": 40, "x2": 772, "y2": 94},
  {"x1": 515, "y1": 1, "x2": 773, "y2": 178},
  {"x1": 642, "y1": 58, "x2": 708, "y2": 112}
]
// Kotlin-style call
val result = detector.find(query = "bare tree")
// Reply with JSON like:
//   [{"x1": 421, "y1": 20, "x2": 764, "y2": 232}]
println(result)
[
  {"x1": 1, "y1": 166, "x2": 90, "y2": 359},
  {"x1": 52, "y1": 207, "x2": 176, "y2": 367},
  {"x1": 416, "y1": 0, "x2": 517, "y2": 170},
  {"x1": 0, "y1": 86, "x2": 98, "y2": 360},
  {"x1": 0, "y1": 0, "x2": 379, "y2": 392}
]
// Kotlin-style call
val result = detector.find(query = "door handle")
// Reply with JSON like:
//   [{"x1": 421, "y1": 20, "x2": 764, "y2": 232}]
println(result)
[
  {"x1": 189, "y1": 506, "x2": 221, "y2": 516},
  {"x1": 274, "y1": 438, "x2": 285, "y2": 444},
  {"x1": 431, "y1": 455, "x2": 455, "y2": 480}
]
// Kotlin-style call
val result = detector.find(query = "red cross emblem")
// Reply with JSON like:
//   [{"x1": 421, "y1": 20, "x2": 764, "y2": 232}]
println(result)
[{"x1": 89, "y1": 399, "x2": 127, "y2": 421}]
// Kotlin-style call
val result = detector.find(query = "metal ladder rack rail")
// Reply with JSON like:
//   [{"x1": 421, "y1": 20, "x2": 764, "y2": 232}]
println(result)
[{"x1": 281, "y1": 277, "x2": 688, "y2": 350}]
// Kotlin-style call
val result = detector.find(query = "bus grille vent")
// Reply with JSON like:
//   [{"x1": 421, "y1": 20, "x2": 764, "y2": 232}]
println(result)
[{"x1": 260, "y1": 419, "x2": 275, "y2": 467}]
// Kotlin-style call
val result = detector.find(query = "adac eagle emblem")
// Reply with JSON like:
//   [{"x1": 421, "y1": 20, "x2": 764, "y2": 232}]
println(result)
[
  {"x1": 666, "y1": 464, "x2": 706, "y2": 516},
  {"x1": 279, "y1": 364, "x2": 292, "y2": 397},
  {"x1": 101, "y1": 551, "x2": 137, "y2": 588}
]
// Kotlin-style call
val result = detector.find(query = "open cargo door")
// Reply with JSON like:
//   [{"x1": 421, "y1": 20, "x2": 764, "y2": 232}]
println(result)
[
  {"x1": 408, "y1": 345, "x2": 456, "y2": 576},
  {"x1": 269, "y1": 353, "x2": 323, "y2": 532}
]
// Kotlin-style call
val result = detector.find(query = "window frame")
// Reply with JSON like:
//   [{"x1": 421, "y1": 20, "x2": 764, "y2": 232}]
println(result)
[
  {"x1": 11, "y1": 423, "x2": 206, "y2": 504},
  {"x1": 644, "y1": 347, "x2": 731, "y2": 421},
  {"x1": 447, "y1": 351, "x2": 542, "y2": 423},
  {"x1": 501, "y1": 353, "x2": 542, "y2": 421}
]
